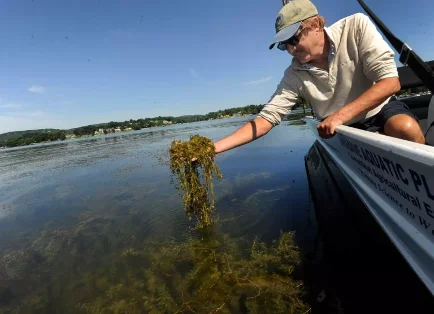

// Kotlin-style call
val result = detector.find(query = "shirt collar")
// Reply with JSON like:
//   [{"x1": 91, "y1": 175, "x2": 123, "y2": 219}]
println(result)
[{"x1": 301, "y1": 28, "x2": 336, "y2": 70}]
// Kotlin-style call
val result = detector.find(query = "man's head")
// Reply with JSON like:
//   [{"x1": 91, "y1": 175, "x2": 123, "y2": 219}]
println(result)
[{"x1": 270, "y1": 0, "x2": 327, "y2": 64}]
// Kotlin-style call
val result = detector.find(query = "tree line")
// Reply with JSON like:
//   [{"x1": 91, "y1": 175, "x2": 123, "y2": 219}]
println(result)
[
  {"x1": 71, "y1": 104, "x2": 267, "y2": 136},
  {"x1": 0, "y1": 104, "x2": 267, "y2": 147},
  {"x1": 1, "y1": 130, "x2": 66, "y2": 148}
]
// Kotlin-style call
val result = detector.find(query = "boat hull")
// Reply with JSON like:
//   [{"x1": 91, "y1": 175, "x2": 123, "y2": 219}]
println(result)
[{"x1": 305, "y1": 117, "x2": 434, "y2": 295}]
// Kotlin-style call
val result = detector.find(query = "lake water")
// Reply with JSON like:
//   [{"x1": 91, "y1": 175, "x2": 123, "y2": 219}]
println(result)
[{"x1": 0, "y1": 116, "x2": 320, "y2": 313}]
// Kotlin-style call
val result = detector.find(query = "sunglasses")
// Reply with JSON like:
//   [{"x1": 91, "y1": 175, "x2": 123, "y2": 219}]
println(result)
[{"x1": 277, "y1": 28, "x2": 304, "y2": 51}]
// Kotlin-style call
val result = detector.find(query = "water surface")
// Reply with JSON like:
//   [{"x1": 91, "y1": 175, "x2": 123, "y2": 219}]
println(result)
[{"x1": 0, "y1": 117, "x2": 317, "y2": 312}]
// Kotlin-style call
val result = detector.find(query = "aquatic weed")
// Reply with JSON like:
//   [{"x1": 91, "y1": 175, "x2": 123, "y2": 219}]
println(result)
[
  {"x1": 71, "y1": 232, "x2": 309, "y2": 314},
  {"x1": 0, "y1": 208, "x2": 310, "y2": 314},
  {"x1": 169, "y1": 135, "x2": 222, "y2": 229}
]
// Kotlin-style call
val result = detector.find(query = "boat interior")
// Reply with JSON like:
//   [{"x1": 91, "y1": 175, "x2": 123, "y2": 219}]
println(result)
[{"x1": 395, "y1": 60, "x2": 434, "y2": 146}]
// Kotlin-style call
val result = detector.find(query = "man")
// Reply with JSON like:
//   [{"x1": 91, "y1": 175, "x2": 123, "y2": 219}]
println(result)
[{"x1": 211, "y1": 0, "x2": 424, "y2": 157}]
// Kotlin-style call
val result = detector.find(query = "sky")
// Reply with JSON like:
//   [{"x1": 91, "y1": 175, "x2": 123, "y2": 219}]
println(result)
[{"x1": 1, "y1": 0, "x2": 434, "y2": 133}]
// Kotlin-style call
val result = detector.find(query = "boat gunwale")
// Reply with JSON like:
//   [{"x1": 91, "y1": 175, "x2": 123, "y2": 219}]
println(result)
[{"x1": 303, "y1": 116, "x2": 434, "y2": 166}]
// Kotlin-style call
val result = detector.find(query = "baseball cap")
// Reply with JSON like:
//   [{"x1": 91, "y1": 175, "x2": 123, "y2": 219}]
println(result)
[{"x1": 269, "y1": 0, "x2": 318, "y2": 50}]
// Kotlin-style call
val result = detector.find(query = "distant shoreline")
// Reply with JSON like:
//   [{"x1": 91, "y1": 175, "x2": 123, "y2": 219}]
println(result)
[
  {"x1": 0, "y1": 105, "x2": 313, "y2": 149},
  {"x1": 0, "y1": 115, "x2": 256, "y2": 149},
  {"x1": 0, "y1": 103, "x2": 275, "y2": 148}
]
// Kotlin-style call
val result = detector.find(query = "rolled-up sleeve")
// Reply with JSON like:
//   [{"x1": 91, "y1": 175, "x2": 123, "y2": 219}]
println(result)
[
  {"x1": 357, "y1": 13, "x2": 398, "y2": 82},
  {"x1": 258, "y1": 74, "x2": 299, "y2": 126}
]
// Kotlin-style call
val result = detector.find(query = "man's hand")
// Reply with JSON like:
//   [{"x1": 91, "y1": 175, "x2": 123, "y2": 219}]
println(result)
[
  {"x1": 315, "y1": 77, "x2": 401, "y2": 139},
  {"x1": 317, "y1": 113, "x2": 345, "y2": 139}
]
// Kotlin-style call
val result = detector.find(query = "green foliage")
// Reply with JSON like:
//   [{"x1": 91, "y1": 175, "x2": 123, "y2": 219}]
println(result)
[
  {"x1": 169, "y1": 135, "x2": 222, "y2": 228},
  {"x1": 0, "y1": 129, "x2": 61, "y2": 145},
  {"x1": 206, "y1": 104, "x2": 264, "y2": 119},
  {"x1": 8, "y1": 232, "x2": 307, "y2": 314},
  {"x1": 2, "y1": 130, "x2": 66, "y2": 147},
  {"x1": 73, "y1": 125, "x2": 100, "y2": 136},
  {"x1": 0, "y1": 203, "x2": 310, "y2": 314},
  {"x1": 73, "y1": 231, "x2": 308, "y2": 314},
  {"x1": 70, "y1": 105, "x2": 265, "y2": 138}
]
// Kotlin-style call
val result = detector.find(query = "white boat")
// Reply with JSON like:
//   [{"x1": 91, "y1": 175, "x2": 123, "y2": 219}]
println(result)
[
  {"x1": 305, "y1": 116, "x2": 434, "y2": 295},
  {"x1": 304, "y1": 0, "x2": 434, "y2": 295}
]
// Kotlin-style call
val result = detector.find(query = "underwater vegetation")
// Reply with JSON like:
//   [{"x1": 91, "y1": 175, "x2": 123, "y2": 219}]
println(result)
[
  {"x1": 0, "y1": 211, "x2": 309, "y2": 314},
  {"x1": 73, "y1": 231, "x2": 309, "y2": 314},
  {"x1": 0, "y1": 135, "x2": 311, "y2": 313},
  {"x1": 169, "y1": 135, "x2": 223, "y2": 229}
]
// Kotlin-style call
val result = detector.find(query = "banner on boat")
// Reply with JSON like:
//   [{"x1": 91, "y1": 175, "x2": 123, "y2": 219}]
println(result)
[{"x1": 332, "y1": 135, "x2": 434, "y2": 240}]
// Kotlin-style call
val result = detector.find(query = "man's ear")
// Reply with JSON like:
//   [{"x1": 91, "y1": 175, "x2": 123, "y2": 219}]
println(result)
[{"x1": 313, "y1": 16, "x2": 321, "y2": 32}]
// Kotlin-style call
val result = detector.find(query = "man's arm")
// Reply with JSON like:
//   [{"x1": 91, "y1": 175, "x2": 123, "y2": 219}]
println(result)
[
  {"x1": 212, "y1": 68, "x2": 298, "y2": 154},
  {"x1": 214, "y1": 117, "x2": 273, "y2": 154},
  {"x1": 318, "y1": 14, "x2": 401, "y2": 139},
  {"x1": 317, "y1": 76, "x2": 401, "y2": 138}
]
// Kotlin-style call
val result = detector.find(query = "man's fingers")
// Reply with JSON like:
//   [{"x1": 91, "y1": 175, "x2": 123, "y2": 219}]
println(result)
[
  {"x1": 317, "y1": 123, "x2": 327, "y2": 137},
  {"x1": 317, "y1": 124, "x2": 333, "y2": 139},
  {"x1": 329, "y1": 125, "x2": 335, "y2": 135},
  {"x1": 320, "y1": 132, "x2": 331, "y2": 139},
  {"x1": 318, "y1": 129, "x2": 328, "y2": 139},
  {"x1": 179, "y1": 156, "x2": 197, "y2": 163},
  {"x1": 317, "y1": 115, "x2": 343, "y2": 139}
]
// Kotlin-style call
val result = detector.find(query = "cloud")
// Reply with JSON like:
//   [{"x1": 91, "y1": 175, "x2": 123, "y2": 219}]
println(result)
[
  {"x1": 189, "y1": 68, "x2": 206, "y2": 82},
  {"x1": 0, "y1": 103, "x2": 21, "y2": 109},
  {"x1": 28, "y1": 85, "x2": 46, "y2": 94},
  {"x1": 188, "y1": 68, "x2": 220, "y2": 86},
  {"x1": 242, "y1": 76, "x2": 272, "y2": 86}
]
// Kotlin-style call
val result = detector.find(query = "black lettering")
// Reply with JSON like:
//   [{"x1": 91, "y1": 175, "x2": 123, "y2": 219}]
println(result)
[
  {"x1": 424, "y1": 202, "x2": 434, "y2": 220},
  {"x1": 409, "y1": 195, "x2": 420, "y2": 209},
  {"x1": 418, "y1": 216, "x2": 431, "y2": 229},
  {"x1": 357, "y1": 147, "x2": 363, "y2": 159},
  {"x1": 378, "y1": 157, "x2": 390, "y2": 175},
  {"x1": 396, "y1": 163, "x2": 409, "y2": 185},
  {"x1": 363, "y1": 149, "x2": 371, "y2": 162},
  {"x1": 368, "y1": 151, "x2": 380, "y2": 168},
  {"x1": 406, "y1": 207, "x2": 415, "y2": 219},
  {"x1": 360, "y1": 147, "x2": 366, "y2": 159},
  {"x1": 382, "y1": 158, "x2": 395, "y2": 177},
  {"x1": 409, "y1": 169, "x2": 422, "y2": 192},
  {"x1": 389, "y1": 161, "x2": 400, "y2": 179},
  {"x1": 348, "y1": 141, "x2": 362, "y2": 158},
  {"x1": 421, "y1": 175, "x2": 434, "y2": 201}
]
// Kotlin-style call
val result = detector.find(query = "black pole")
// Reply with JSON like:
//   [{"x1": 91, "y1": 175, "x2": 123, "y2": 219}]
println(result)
[{"x1": 357, "y1": 0, "x2": 434, "y2": 93}]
